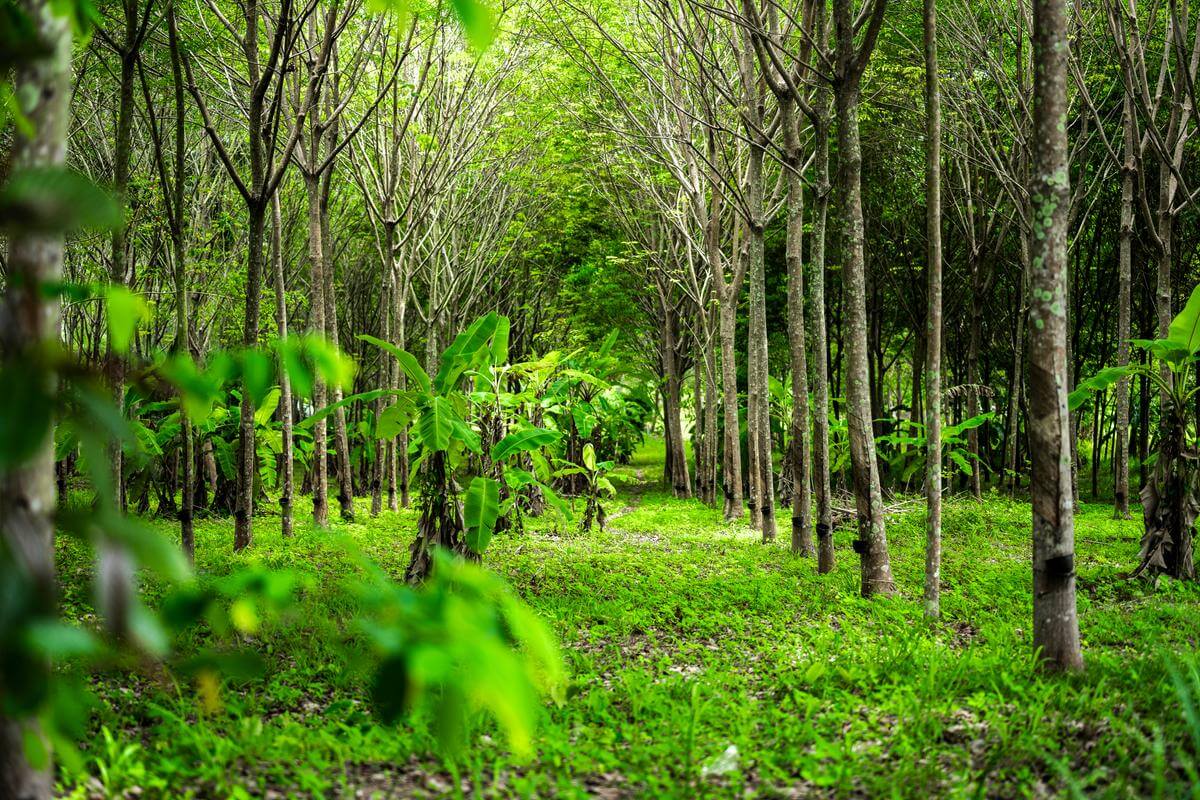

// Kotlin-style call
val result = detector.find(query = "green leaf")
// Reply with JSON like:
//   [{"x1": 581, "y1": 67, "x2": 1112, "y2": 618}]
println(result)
[
  {"x1": 377, "y1": 395, "x2": 417, "y2": 438},
  {"x1": 417, "y1": 396, "x2": 457, "y2": 452},
  {"x1": 307, "y1": 337, "x2": 356, "y2": 389},
  {"x1": 240, "y1": 350, "x2": 275, "y2": 409},
  {"x1": 464, "y1": 476, "x2": 501, "y2": 553},
  {"x1": 358, "y1": 334, "x2": 430, "y2": 394},
  {"x1": 490, "y1": 427, "x2": 560, "y2": 463},
  {"x1": 1169, "y1": 283, "x2": 1200, "y2": 354},
  {"x1": 451, "y1": 0, "x2": 495, "y2": 51},
  {"x1": 253, "y1": 387, "x2": 281, "y2": 426},
  {"x1": 1068, "y1": 365, "x2": 1137, "y2": 411},
  {"x1": 582, "y1": 443, "x2": 596, "y2": 471},
  {"x1": 0, "y1": 360, "x2": 52, "y2": 468},
  {"x1": 947, "y1": 450, "x2": 973, "y2": 477},
  {"x1": 0, "y1": 167, "x2": 123, "y2": 233},
  {"x1": 435, "y1": 313, "x2": 502, "y2": 393},
  {"x1": 105, "y1": 285, "x2": 150, "y2": 354}
]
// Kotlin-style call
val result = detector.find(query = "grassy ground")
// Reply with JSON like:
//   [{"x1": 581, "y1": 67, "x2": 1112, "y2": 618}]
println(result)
[{"x1": 59, "y1": 440, "x2": 1200, "y2": 798}]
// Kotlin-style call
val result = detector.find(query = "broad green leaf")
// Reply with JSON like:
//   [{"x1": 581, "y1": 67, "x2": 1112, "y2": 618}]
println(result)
[
  {"x1": 435, "y1": 313, "x2": 502, "y2": 393},
  {"x1": 947, "y1": 449, "x2": 973, "y2": 476},
  {"x1": 105, "y1": 286, "x2": 150, "y2": 354},
  {"x1": 582, "y1": 443, "x2": 596, "y2": 471},
  {"x1": 358, "y1": 334, "x2": 430, "y2": 394},
  {"x1": 0, "y1": 167, "x2": 122, "y2": 233},
  {"x1": 1169, "y1": 283, "x2": 1200, "y2": 354},
  {"x1": 490, "y1": 427, "x2": 560, "y2": 463},
  {"x1": 377, "y1": 395, "x2": 417, "y2": 438},
  {"x1": 451, "y1": 0, "x2": 495, "y2": 51},
  {"x1": 464, "y1": 476, "x2": 500, "y2": 553},
  {"x1": 417, "y1": 396, "x2": 456, "y2": 452},
  {"x1": 241, "y1": 350, "x2": 275, "y2": 408},
  {"x1": 0, "y1": 360, "x2": 52, "y2": 468},
  {"x1": 1068, "y1": 365, "x2": 1137, "y2": 411},
  {"x1": 307, "y1": 337, "x2": 356, "y2": 389},
  {"x1": 253, "y1": 387, "x2": 281, "y2": 426}
]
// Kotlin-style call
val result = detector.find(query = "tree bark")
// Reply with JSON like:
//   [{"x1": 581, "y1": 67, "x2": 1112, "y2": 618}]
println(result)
[
  {"x1": 784, "y1": 102, "x2": 813, "y2": 556},
  {"x1": 1114, "y1": 94, "x2": 1134, "y2": 519},
  {"x1": 272, "y1": 193, "x2": 294, "y2": 537},
  {"x1": 1029, "y1": 0, "x2": 1083, "y2": 672},
  {"x1": 833, "y1": 0, "x2": 895, "y2": 596},
  {"x1": 923, "y1": 0, "x2": 943, "y2": 618},
  {"x1": 0, "y1": 0, "x2": 71, "y2": 792}
]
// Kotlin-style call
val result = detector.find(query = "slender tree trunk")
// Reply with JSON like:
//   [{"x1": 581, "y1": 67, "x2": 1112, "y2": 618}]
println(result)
[
  {"x1": 834, "y1": 0, "x2": 895, "y2": 596},
  {"x1": 321, "y1": 190, "x2": 356, "y2": 522},
  {"x1": 0, "y1": 1, "x2": 70, "y2": 792},
  {"x1": 1006, "y1": 235, "x2": 1031, "y2": 494},
  {"x1": 966, "y1": 261, "x2": 983, "y2": 499},
  {"x1": 306, "y1": 172, "x2": 329, "y2": 528},
  {"x1": 106, "y1": 0, "x2": 140, "y2": 510},
  {"x1": 747, "y1": 139, "x2": 775, "y2": 542},
  {"x1": 718, "y1": 286, "x2": 744, "y2": 521},
  {"x1": 923, "y1": 0, "x2": 943, "y2": 618},
  {"x1": 1029, "y1": 0, "x2": 1083, "y2": 671},
  {"x1": 234, "y1": 202, "x2": 266, "y2": 551},
  {"x1": 662, "y1": 301, "x2": 691, "y2": 498},
  {"x1": 784, "y1": 104, "x2": 813, "y2": 556},
  {"x1": 1114, "y1": 98, "x2": 1134, "y2": 518},
  {"x1": 371, "y1": 269, "x2": 391, "y2": 516},
  {"x1": 272, "y1": 193, "x2": 294, "y2": 537},
  {"x1": 167, "y1": 7, "x2": 195, "y2": 559},
  {"x1": 811, "y1": 114, "x2": 836, "y2": 573}
]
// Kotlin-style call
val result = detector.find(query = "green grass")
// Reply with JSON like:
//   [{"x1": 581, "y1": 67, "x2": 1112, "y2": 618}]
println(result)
[{"x1": 57, "y1": 441, "x2": 1200, "y2": 798}]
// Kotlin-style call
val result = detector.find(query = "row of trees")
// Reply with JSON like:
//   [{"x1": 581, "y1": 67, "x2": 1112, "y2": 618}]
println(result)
[{"x1": 7, "y1": 0, "x2": 1200, "y2": 760}]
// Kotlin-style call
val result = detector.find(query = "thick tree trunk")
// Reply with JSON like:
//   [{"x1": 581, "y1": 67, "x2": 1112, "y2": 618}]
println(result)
[
  {"x1": 1029, "y1": 0, "x2": 1083, "y2": 671},
  {"x1": 834, "y1": 0, "x2": 895, "y2": 596},
  {"x1": 923, "y1": 0, "x2": 943, "y2": 618},
  {"x1": 0, "y1": 0, "x2": 71, "y2": 792}
]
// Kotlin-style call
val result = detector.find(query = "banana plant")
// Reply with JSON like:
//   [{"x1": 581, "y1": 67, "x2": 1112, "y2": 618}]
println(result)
[
  {"x1": 554, "y1": 443, "x2": 617, "y2": 533},
  {"x1": 358, "y1": 313, "x2": 566, "y2": 583},
  {"x1": 1073, "y1": 283, "x2": 1200, "y2": 580}
]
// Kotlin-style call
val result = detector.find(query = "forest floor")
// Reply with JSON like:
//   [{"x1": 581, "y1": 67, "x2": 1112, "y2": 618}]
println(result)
[{"x1": 59, "y1": 441, "x2": 1200, "y2": 799}]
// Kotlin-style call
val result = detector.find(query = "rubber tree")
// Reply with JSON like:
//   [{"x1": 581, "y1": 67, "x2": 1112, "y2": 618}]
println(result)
[{"x1": 1028, "y1": 0, "x2": 1084, "y2": 672}]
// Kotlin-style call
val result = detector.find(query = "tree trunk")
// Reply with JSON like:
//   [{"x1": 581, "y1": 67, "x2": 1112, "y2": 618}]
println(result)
[
  {"x1": 834, "y1": 0, "x2": 895, "y2": 596},
  {"x1": 305, "y1": 171, "x2": 329, "y2": 528},
  {"x1": 662, "y1": 300, "x2": 691, "y2": 498},
  {"x1": 272, "y1": 193, "x2": 294, "y2": 537},
  {"x1": 320, "y1": 188, "x2": 356, "y2": 522},
  {"x1": 0, "y1": 0, "x2": 71, "y2": 792},
  {"x1": 718, "y1": 286, "x2": 744, "y2": 521},
  {"x1": 234, "y1": 201, "x2": 266, "y2": 551},
  {"x1": 1114, "y1": 94, "x2": 1134, "y2": 519},
  {"x1": 784, "y1": 103, "x2": 813, "y2": 556},
  {"x1": 167, "y1": 7, "x2": 195, "y2": 558},
  {"x1": 810, "y1": 107, "x2": 836, "y2": 572},
  {"x1": 747, "y1": 139, "x2": 775, "y2": 542},
  {"x1": 923, "y1": 0, "x2": 943, "y2": 618},
  {"x1": 1028, "y1": 0, "x2": 1083, "y2": 671}
]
